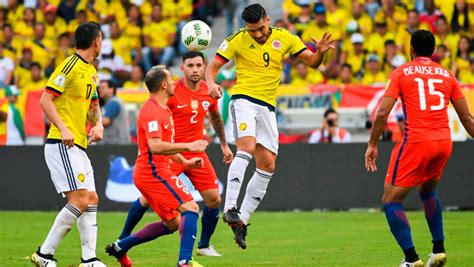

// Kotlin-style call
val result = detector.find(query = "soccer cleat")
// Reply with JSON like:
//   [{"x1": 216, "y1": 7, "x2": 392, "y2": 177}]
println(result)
[
  {"x1": 105, "y1": 242, "x2": 133, "y2": 267},
  {"x1": 30, "y1": 249, "x2": 57, "y2": 267},
  {"x1": 399, "y1": 259, "x2": 424, "y2": 267},
  {"x1": 78, "y1": 257, "x2": 106, "y2": 267},
  {"x1": 223, "y1": 207, "x2": 242, "y2": 224},
  {"x1": 426, "y1": 253, "x2": 447, "y2": 267},
  {"x1": 229, "y1": 222, "x2": 249, "y2": 249},
  {"x1": 177, "y1": 258, "x2": 204, "y2": 267},
  {"x1": 196, "y1": 245, "x2": 222, "y2": 256}
]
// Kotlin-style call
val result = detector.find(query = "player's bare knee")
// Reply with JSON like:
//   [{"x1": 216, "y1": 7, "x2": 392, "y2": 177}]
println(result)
[
  {"x1": 139, "y1": 196, "x2": 150, "y2": 208},
  {"x1": 257, "y1": 161, "x2": 275, "y2": 173},
  {"x1": 88, "y1": 192, "x2": 99, "y2": 206},
  {"x1": 164, "y1": 217, "x2": 180, "y2": 232},
  {"x1": 204, "y1": 195, "x2": 221, "y2": 209}
]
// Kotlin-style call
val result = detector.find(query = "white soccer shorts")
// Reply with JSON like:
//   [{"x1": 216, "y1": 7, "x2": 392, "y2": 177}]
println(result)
[
  {"x1": 44, "y1": 143, "x2": 96, "y2": 193},
  {"x1": 229, "y1": 98, "x2": 279, "y2": 154}
]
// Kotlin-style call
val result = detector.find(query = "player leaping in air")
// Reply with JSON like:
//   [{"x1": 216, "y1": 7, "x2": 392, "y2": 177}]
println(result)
[
  {"x1": 365, "y1": 30, "x2": 474, "y2": 267},
  {"x1": 205, "y1": 3, "x2": 335, "y2": 249}
]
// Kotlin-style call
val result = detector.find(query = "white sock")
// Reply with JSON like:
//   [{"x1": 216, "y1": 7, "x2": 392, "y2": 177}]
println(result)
[
  {"x1": 40, "y1": 204, "x2": 81, "y2": 255},
  {"x1": 240, "y1": 169, "x2": 273, "y2": 224},
  {"x1": 76, "y1": 205, "x2": 98, "y2": 260},
  {"x1": 224, "y1": 151, "x2": 253, "y2": 211}
]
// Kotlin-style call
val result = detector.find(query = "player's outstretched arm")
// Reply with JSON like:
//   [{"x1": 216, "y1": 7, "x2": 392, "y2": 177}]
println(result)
[
  {"x1": 40, "y1": 91, "x2": 74, "y2": 147},
  {"x1": 209, "y1": 110, "x2": 234, "y2": 163},
  {"x1": 452, "y1": 97, "x2": 474, "y2": 137},
  {"x1": 365, "y1": 96, "x2": 397, "y2": 172},
  {"x1": 170, "y1": 154, "x2": 204, "y2": 169},
  {"x1": 297, "y1": 32, "x2": 335, "y2": 68},
  {"x1": 205, "y1": 58, "x2": 225, "y2": 99},
  {"x1": 147, "y1": 138, "x2": 208, "y2": 155}
]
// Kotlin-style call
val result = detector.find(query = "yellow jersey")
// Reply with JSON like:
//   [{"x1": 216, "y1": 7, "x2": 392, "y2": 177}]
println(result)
[
  {"x1": 216, "y1": 27, "x2": 306, "y2": 107},
  {"x1": 45, "y1": 54, "x2": 99, "y2": 149}
]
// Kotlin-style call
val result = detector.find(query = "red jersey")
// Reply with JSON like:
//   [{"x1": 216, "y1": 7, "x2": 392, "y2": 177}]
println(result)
[
  {"x1": 384, "y1": 57, "x2": 465, "y2": 143},
  {"x1": 167, "y1": 79, "x2": 218, "y2": 143},
  {"x1": 135, "y1": 97, "x2": 174, "y2": 170}
]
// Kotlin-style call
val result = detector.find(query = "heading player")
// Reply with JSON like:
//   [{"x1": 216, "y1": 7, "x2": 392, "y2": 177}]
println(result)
[
  {"x1": 365, "y1": 30, "x2": 474, "y2": 267},
  {"x1": 31, "y1": 22, "x2": 105, "y2": 267},
  {"x1": 113, "y1": 51, "x2": 233, "y2": 257},
  {"x1": 106, "y1": 66, "x2": 208, "y2": 267},
  {"x1": 205, "y1": 3, "x2": 335, "y2": 249}
]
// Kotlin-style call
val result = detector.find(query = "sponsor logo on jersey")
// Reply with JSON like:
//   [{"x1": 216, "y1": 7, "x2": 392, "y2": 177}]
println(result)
[
  {"x1": 202, "y1": 101, "x2": 210, "y2": 110},
  {"x1": 53, "y1": 74, "x2": 67, "y2": 88},
  {"x1": 191, "y1": 100, "x2": 199, "y2": 110},
  {"x1": 239, "y1": 122, "x2": 247, "y2": 131},
  {"x1": 77, "y1": 173, "x2": 85, "y2": 182},
  {"x1": 272, "y1": 39, "x2": 282, "y2": 50}
]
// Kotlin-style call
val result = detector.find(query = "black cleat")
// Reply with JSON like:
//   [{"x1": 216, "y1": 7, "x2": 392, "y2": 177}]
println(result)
[
  {"x1": 223, "y1": 207, "x2": 242, "y2": 224},
  {"x1": 230, "y1": 222, "x2": 249, "y2": 249},
  {"x1": 105, "y1": 242, "x2": 132, "y2": 267}
]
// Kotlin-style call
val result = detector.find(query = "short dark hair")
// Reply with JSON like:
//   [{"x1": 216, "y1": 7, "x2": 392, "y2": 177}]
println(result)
[
  {"x1": 3, "y1": 23, "x2": 12, "y2": 30},
  {"x1": 145, "y1": 66, "x2": 168, "y2": 93},
  {"x1": 324, "y1": 108, "x2": 337, "y2": 118},
  {"x1": 384, "y1": 39, "x2": 396, "y2": 46},
  {"x1": 182, "y1": 51, "x2": 205, "y2": 62},
  {"x1": 341, "y1": 63, "x2": 352, "y2": 71},
  {"x1": 75, "y1": 22, "x2": 102, "y2": 50},
  {"x1": 411, "y1": 30, "x2": 435, "y2": 57},
  {"x1": 100, "y1": 80, "x2": 117, "y2": 95},
  {"x1": 242, "y1": 4, "x2": 266, "y2": 23},
  {"x1": 30, "y1": 62, "x2": 42, "y2": 69}
]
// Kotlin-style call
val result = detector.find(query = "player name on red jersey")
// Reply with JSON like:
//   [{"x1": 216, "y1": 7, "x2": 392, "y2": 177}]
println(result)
[{"x1": 402, "y1": 65, "x2": 450, "y2": 78}]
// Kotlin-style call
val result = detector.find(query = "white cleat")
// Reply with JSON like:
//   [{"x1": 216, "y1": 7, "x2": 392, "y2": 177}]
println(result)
[
  {"x1": 400, "y1": 259, "x2": 424, "y2": 267},
  {"x1": 78, "y1": 258, "x2": 107, "y2": 267},
  {"x1": 196, "y1": 245, "x2": 222, "y2": 257},
  {"x1": 30, "y1": 252, "x2": 57, "y2": 267},
  {"x1": 426, "y1": 253, "x2": 447, "y2": 267}
]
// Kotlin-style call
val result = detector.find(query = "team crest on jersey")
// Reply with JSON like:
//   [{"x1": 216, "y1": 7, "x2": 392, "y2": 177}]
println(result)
[
  {"x1": 92, "y1": 74, "x2": 98, "y2": 84},
  {"x1": 202, "y1": 101, "x2": 210, "y2": 110},
  {"x1": 239, "y1": 122, "x2": 247, "y2": 131},
  {"x1": 77, "y1": 173, "x2": 85, "y2": 182},
  {"x1": 272, "y1": 39, "x2": 282, "y2": 50},
  {"x1": 191, "y1": 100, "x2": 199, "y2": 110}
]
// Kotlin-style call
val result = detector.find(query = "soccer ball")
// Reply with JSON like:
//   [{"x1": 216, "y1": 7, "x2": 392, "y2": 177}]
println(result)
[{"x1": 181, "y1": 20, "x2": 212, "y2": 51}]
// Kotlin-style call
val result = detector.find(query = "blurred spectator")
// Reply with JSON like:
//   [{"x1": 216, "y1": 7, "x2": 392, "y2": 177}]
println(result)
[
  {"x1": 367, "y1": 20, "x2": 395, "y2": 59},
  {"x1": 43, "y1": 4, "x2": 67, "y2": 43},
  {"x1": 382, "y1": 39, "x2": 406, "y2": 74},
  {"x1": 162, "y1": 0, "x2": 193, "y2": 55},
  {"x1": 77, "y1": 0, "x2": 108, "y2": 22},
  {"x1": 434, "y1": 15, "x2": 460, "y2": 57},
  {"x1": 58, "y1": 0, "x2": 80, "y2": 23},
  {"x1": 290, "y1": 60, "x2": 324, "y2": 85},
  {"x1": 122, "y1": 4, "x2": 143, "y2": 64},
  {"x1": 22, "y1": 62, "x2": 46, "y2": 93},
  {"x1": 374, "y1": 0, "x2": 407, "y2": 33},
  {"x1": 122, "y1": 65, "x2": 145, "y2": 90},
  {"x1": 308, "y1": 108, "x2": 351, "y2": 143},
  {"x1": 54, "y1": 33, "x2": 74, "y2": 67},
  {"x1": 340, "y1": 33, "x2": 367, "y2": 79},
  {"x1": 0, "y1": 43, "x2": 14, "y2": 88},
  {"x1": 110, "y1": 21, "x2": 139, "y2": 67},
  {"x1": 396, "y1": 9, "x2": 430, "y2": 59},
  {"x1": 365, "y1": 0, "x2": 381, "y2": 18},
  {"x1": 322, "y1": 0, "x2": 348, "y2": 34},
  {"x1": 141, "y1": 3, "x2": 176, "y2": 69},
  {"x1": 432, "y1": 44, "x2": 451, "y2": 69},
  {"x1": 14, "y1": 7, "x2": 36, "y2": 40},
  {"x1": 349, "y1": 1, "x2": 373, "y2": 37},
  {"x1": 2, "y1": 24, "x2": 22, "y2": 61},
  {"x1": 14, "y1": 48, "x2": 34, "y2": 89},
  {"x1": 450, "y1": 0, "x2": 471, "y2": 34},
  {"x1": 329, "y1": 63, "x2": 354, "y2": 85},
  {"x1": 0, "y1": 86, "x2": 25, "y2": 145},
  {"x1": 6, "y1": 0, "x2": 24, "y2": 25},
  {"x1": 419, "y1": 0, "x2": 442, "y2": 33},
  {"x1": 97, "y1": 38, "x2": 128, "y2": 83},
  {"x1": 67, "y1": 9, "x2": 88, "y2": 34},
  {"x1": 282, "y1": 0, "x2": 304, "y2": 27},
  {"x1": 461, "y1": 58, "x2": 474, "y2": 84},
  {"x1": 292, "y1": 3, "x2": 312, "y2": 37},
  {"x1": 452, "y1": 35, "x2": 473, "y2": 83},
  {"x1": 98, "y1": 80, "x2": 130, "y2": 145},
  {"x1": 361, "y1": 54, "x2": 387, "y2": 86},
  {"x1": 24, "y1": 23, "x2": 55, "y2": 72}
]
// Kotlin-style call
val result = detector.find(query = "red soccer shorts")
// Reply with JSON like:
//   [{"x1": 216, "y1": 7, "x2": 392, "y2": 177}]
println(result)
[
  {"x1": 134, "y1": 166, "x2": 193, "y2": 222},
  {"x1": 170, "y1": 152, "x2": 218, "y2": 191},
  {"x1": 385, "y1": 139, "x2": 452, "y2": 187}
]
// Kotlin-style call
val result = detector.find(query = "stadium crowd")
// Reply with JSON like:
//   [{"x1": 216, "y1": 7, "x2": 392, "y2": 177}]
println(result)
[{"x1": 0, "y1": 0, "x2": 473, "y2": 145}]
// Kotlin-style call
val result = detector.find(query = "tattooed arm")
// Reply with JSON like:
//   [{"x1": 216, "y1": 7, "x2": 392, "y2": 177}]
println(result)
[
  {"x1": 209, "y1": 110, "x2": 234, "y2": 163},
  {"x1": 87, "y1": 100, "x2": 104, "y2": 144}
]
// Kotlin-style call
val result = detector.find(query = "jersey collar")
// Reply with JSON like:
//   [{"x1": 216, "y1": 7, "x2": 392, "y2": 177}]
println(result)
[
  {"x1": 75, "y1": 53, "x2": 90, "y2": 64},
  {"x1": 413, "y1": 56, "x2": 432, "y2": 63}
]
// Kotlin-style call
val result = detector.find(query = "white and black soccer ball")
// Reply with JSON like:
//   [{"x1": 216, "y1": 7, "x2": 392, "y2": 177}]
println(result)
[{"x1": 181, "y1": 20, "x2": 212, "y2": 51}]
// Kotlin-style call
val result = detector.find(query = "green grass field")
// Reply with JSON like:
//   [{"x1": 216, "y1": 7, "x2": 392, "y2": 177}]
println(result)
[{"x1": 0, "y1": 211, "x2": 473, "y2": 266}]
